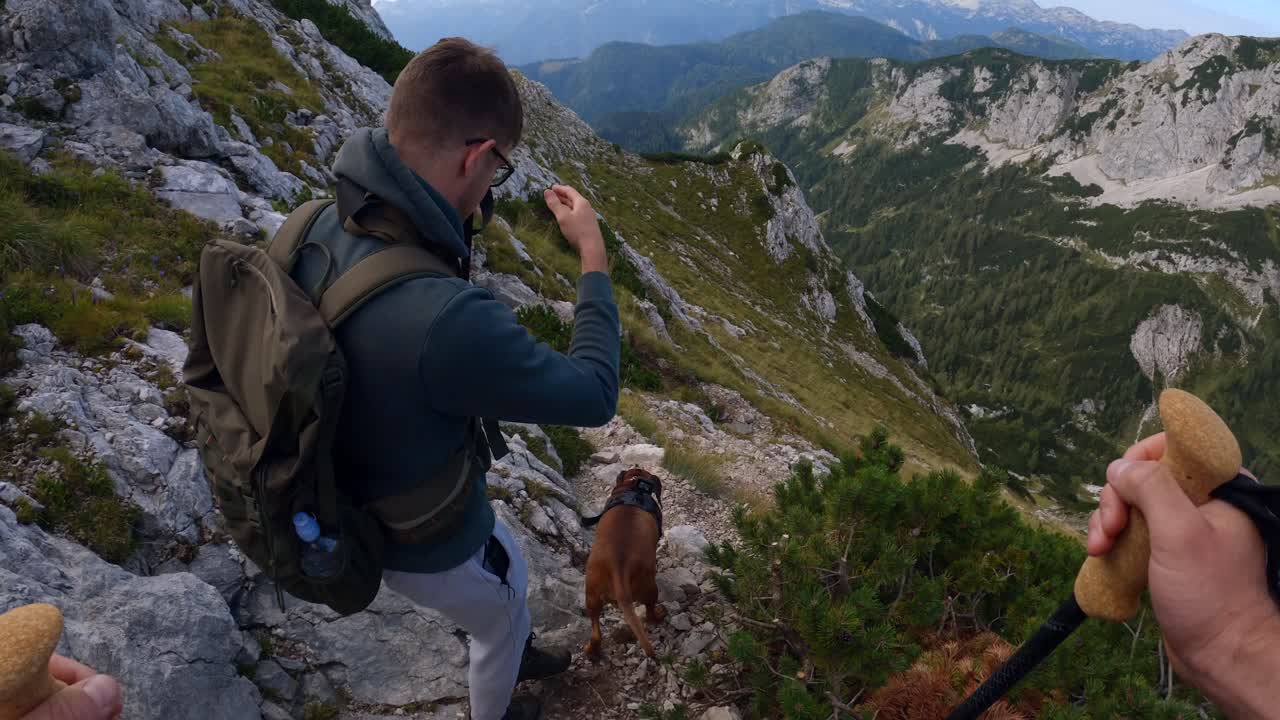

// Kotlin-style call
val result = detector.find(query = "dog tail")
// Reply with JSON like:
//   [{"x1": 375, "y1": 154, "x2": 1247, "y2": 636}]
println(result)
[{"x1": 613, "y1": 571, "x2": 655, "y2": 657}]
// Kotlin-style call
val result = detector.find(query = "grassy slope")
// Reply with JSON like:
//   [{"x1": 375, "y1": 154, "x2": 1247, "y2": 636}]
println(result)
[
  {"x1": 480, "y1": 140, "x2": 976, "y2": 479},
  {"x1": 158, "y1": 14, "x2": 327, "y2": 178},
  {"x1": 686, "y1": 50, "x2": 1280, "y2": 507}
]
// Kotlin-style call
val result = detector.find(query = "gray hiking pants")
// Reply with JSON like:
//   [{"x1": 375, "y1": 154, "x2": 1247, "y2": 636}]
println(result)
[{"x1": 383, "y1": 520, "x2": 531, "y2": 720}]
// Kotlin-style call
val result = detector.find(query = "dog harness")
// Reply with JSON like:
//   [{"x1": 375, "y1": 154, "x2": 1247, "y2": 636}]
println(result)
[{"x1": 580, "y1": 476, "x2": 664, "y2": 535}]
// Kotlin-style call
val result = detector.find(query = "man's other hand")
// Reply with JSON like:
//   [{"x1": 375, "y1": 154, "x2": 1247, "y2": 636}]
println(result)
[{"x1": 544, "y1": 185, "x2": 607, "y2": 275}]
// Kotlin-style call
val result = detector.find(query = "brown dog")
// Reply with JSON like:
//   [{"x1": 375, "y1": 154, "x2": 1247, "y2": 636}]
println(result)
[{"x1": 582, "y1": 468, "x2": 666, "y2": 658}]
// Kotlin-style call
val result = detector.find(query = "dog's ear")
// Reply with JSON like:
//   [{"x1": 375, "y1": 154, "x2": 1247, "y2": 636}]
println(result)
[{"x1": 615, "y1": 469, "x2": 629, "y2": 485}]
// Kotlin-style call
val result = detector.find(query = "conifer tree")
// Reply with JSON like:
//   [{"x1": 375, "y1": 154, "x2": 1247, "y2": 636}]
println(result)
[{"x1": 708, "y1": 426, "x2": 1208, "y2": 719}]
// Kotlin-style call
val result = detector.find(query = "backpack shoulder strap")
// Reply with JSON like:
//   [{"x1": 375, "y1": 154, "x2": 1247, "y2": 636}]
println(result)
[
  {"x1": 317, "y1": 245, "x2": 458, "y2": 328},
  {"x1": 267, "y1": 198, "x2": 336, "y2": 271}
]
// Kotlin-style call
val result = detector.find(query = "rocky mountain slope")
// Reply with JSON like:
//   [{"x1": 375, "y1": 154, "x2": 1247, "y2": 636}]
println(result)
[
  {"x1": 0, "y1": 0, "x2": 977, "y2": 718},
  {"x1": 376, "y1": 0, "x2": 1184, "y2": 65},
  {"x1": 684, "y1": 35, "x2": 1280, "y2": 515}
]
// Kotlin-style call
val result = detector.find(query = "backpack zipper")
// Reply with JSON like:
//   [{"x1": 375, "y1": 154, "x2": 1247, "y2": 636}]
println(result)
[{"x1": 255, "y1": 464, "x2": 286, "y2": 612}]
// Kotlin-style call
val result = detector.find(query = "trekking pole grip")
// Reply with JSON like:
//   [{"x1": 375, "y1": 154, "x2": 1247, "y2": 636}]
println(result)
[{"x1": 1074, "y1": 389, "x2": 1242, "y2": 622}]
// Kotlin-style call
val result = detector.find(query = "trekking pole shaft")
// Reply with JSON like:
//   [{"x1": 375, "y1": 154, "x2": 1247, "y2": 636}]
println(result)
[{"x1": 946, "y1": 596, "x2": 1087, "y2": 720}]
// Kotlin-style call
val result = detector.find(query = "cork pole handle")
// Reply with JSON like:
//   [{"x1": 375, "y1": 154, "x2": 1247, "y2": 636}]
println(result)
[
  {"x1": 1074, "y1": 389, "x2": 1243, "y2": 622},
  {"x1": 0, "y1": 604, "x2": 67, "y2": 720}
]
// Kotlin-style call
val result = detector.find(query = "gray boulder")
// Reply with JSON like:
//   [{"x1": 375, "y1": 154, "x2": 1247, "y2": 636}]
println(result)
[
  {"x1": 0, "y1": 123, "x2": 44, "y2": 164},
  {"x1": 240, "y1": 581, "x2": 470, "y2": 708},
  {"x1": 223, "y1": 141, "x2": 306, "y2": 201},
  {"x1": 8, "y1": 324, "x2": 216, "y2": 546},
  {"x1": 663, "y1": 525, "x2": 711, "y2": 563},
  {"x1": 253, "y1": 658, "x2": 298, "y2": 703},
  {"x1": 0, "y1": 506, "x2": 261, "y2": 720},
  {"x1": 153, "y1": 163, "x2": 244, "y2": 225},
  {"x1": 159, "y1": 542, "x2": 246, "y2": 605},
  {"x1": 6, "y1": 0, "x2": 116, "y2": 75}
]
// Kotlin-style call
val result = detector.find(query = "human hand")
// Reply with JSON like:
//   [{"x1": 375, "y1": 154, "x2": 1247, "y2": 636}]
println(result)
[
  {"x1": 543, "y1": 185, "x2": 607, "y2": 274},
  {"x1": 21, "y1": 655, "x2": 123, "y2": 720},
  {"x1": 1087, "y1": 433, "x2": 1279, "y2": 719}
]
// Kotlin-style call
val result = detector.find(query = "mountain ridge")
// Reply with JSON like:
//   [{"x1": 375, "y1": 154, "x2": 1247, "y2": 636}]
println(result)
[
  {"x1": 518, "y1": 11, "x2": 1097, "y2": 150},
  {"x1": 375, "y1": 0, "x2": 1188, "y2": 64},
  {"x1": 681, "y1": 34, "x2": 1280, "y2": 511}
]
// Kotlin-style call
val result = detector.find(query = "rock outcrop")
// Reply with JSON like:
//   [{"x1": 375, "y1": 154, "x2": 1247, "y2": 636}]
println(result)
[
  {"x1": 694, "y1": 35, "x2": 1280, "y2": 209},
  {"x1": 0, "y1": 0, "x2": 390, "y2": 230},
  {"x1": 0, "y1": 505, "x2": 261, "y2": 720},
  {"x1": 1130, "y1": 305, "x2": 1204, "y2": 385}
]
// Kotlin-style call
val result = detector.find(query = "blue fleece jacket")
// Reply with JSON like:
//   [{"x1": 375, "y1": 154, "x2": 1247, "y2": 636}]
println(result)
[{"x1": 291, "y1": 128, "x2": 620, "y2": 573}]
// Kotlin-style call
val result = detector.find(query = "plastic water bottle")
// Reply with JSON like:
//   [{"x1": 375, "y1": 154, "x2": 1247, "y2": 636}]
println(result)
[{"x1": 292, "y1": 512, "x2": 341, "y2": 579}]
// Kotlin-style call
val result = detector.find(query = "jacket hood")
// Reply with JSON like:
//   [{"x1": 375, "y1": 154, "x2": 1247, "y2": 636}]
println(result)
[{"x1": 332, "y1": 127, "x2": 468, "y2": 260}]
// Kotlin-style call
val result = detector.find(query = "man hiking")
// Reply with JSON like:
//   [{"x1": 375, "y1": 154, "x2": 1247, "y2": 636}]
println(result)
[{"x1": 289, "y1": 38, "x2": 620, "y2": 719}]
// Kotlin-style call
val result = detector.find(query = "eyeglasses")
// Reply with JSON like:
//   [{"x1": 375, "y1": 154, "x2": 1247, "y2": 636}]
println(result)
[{"x1": 465, "y1": 138, "x2": 515, "y2": 187}]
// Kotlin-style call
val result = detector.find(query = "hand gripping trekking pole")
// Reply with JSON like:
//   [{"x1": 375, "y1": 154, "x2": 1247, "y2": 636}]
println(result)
[{"x1": 947, "y1": 389, "x2": 1243, "y2": 720}]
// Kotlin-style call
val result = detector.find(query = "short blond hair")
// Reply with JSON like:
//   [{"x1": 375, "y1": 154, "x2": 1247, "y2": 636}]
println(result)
[{"x1": 387, "y1": 38, "x2": 523, "y2": 150}]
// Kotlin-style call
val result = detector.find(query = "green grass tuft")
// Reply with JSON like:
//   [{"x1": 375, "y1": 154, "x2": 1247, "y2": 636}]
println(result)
[
  {"x1": 30, "y1": 451, "x2": 140, "y2": 564},
  {"x1": 544, "y1": 425, "x2": 595, "y2": 478},
  {"x1": 169, "y1": 14, "x2": 324, "y2": 177},
  {"x1": 0, "y1": 149, "x2": 212, "y2": 367},
  {"x1": 303, "y1": 703, "x2": 339, "y2": 720},
  {"x1": 662, "y1": 443, "x2": 728, "y2": 498}
]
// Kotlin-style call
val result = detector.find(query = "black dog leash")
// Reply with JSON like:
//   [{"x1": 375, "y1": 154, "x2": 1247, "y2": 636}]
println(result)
[{"x1": 948, "y1": 474, "x2": 1280, "y2": 719}]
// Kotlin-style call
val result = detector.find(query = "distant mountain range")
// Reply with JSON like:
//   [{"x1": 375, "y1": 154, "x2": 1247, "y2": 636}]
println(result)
[
  {"x1": 374, "y1": 0, "x2": 1187, "y2": 65},
  {"x1": 812, "y1": 0, "x2": 1188, "y2": 59},
  {"x1": 680, "y1": 35, "x2": 1280, "y2": 505},
  {"x1": 517, "y1": 12, "x2": 1096, "y2": 148}
]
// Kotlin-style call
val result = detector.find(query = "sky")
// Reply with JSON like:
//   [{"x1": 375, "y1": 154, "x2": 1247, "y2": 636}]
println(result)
[
  {"x1": 1055, "y1": 0, "x2": 1280, "y2": 36},
  {"x1": 370, "y1": 0, "x2": 1280, "y2": 37}
]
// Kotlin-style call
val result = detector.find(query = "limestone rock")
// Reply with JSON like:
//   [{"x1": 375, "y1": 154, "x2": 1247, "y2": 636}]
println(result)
[
  {"x1": 6, "y1": 0, "x2": 116, "y2": 75},
  {"x1": 254, "y1": 658, "x2": 298, "y2": 703},
  {"x1": 0, "y1": 123, "x2": 44, "y2": 164},
  {"x1": 300, "y1": 670, "x2": 339, "y2": 705},
  {"x1": 663, "y1": 525, "x2": 711, "y2": 563},
  {"x1": 591, "y1": 450, "x2": 620, "y2": 465},
  {"x1": 700, "y1": 707, "x2": 743, "y2": 720},
  {"x1": 0, "y1": 481, "x2": 42, "y2": 512},
  {"x1": 8, "y1": 325, "x2": 215, "y2": 547},
  {"x1": 0, "y1": 507, "x2": 261, "y2": 720},
  {"x1": 241, "y1": 581, "x2": 469, "y2": 708},
  {"x1": 260, "y1": 701, "x2": 293, "y2": 720},
  {"x1": 680, "y1": 624, "x2": 717, "y2": 658},
  {"x1": 668, "y1": 613, "x2": 693, "y2": 632},
  {"x1": 154, "y1": 163, "x2": 244, "y2": 224},
  {"x1": 223, "y1": 141, "x2": 306, "y2": 201},
  {"x1": 159, "y1": 542, "x2": 245, "y2": 605},
  {"x1": 620, "y1": 444, "x2": 666, "y2": 468},
  {"x1": 1130, "y1": 305, "x2": 1203, "y2": 384},
  {"x1": 737, "y1": 58, "x2": 831, "y2": 132}
]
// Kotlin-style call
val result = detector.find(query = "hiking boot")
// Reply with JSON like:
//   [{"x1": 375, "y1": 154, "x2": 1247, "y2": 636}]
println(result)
[
  {"x1": 516, "y1": 634, "x2": 571, "y2": 682},
  {"x1": 502, "y1": 694, "x2": 543, "y2": 720}
]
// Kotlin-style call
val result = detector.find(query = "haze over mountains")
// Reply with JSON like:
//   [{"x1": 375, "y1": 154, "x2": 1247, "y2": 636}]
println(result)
[
  {"x1": 374, "y1": 0, "x2": 1190, "y2": 64},
  {"x1": 518, "y1": 12, "x2": 1098, "y2": 131}
]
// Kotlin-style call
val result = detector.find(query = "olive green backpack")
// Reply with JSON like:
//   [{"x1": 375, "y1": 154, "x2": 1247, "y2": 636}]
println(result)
[{"x1": 183, "y1": 192, "x2": 469, "y2": 615}]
